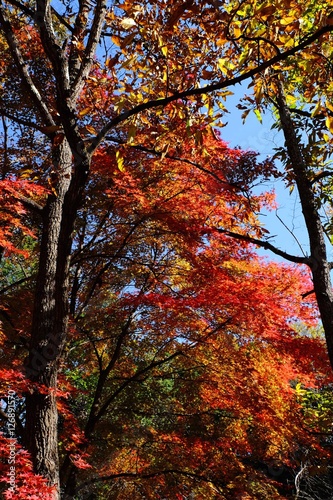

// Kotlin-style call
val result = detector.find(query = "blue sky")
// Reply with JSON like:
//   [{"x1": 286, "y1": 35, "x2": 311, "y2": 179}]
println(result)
[{"x1": 220, "y1": 87, "x2": 314, "y2": 262}]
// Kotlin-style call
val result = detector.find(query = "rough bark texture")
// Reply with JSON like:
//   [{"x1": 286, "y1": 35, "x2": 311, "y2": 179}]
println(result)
[
  {"x1": 17, "y1": 0, "x2": 105, "y2": 494},
  {"x1": 275, "y1": 80, "x2": 333, "y2": 370},
  {"x1": 25, "y1": 139, "x2": 73, "y2": 496}
]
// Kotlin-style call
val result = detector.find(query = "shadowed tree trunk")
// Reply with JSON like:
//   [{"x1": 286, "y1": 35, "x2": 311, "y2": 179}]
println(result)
[{"x1": 275, "y1": 79, "x2": 333, "y2": 369}]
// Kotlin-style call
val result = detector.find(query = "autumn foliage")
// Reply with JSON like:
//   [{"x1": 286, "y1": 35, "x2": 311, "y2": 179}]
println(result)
[
  {"x1": 1, "y1": 129, "x2": 332, "y2": 498},
  {"x1": 1, "y1": 0, "x2": 333, "y2": 498}
]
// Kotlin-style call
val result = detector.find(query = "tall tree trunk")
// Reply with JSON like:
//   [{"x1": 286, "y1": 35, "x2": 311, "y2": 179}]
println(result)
[
  {"x1": 25, "y1": 138, "x2": 78, "y2": 498},
  {"x1": 275, "y1": 80, "x2": 333, "y2": 369}
]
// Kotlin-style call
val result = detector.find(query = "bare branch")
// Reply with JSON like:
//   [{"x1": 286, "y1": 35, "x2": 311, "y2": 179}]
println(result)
[
  {"x1": 19, "y1": 195, "x2": 44, "y2": 213},
  {"x1": 50, "y1": 7, "x2": 74, "y2": 33},
  {"x1": 216, "y1": 227, "x2": 310, "y2": 265},
  {"x1": 4, "y1": 0, "x2": 34, "y2": 19},
  {"x1": 0, "y1": 276, "x2": 33, "y2": 297},
  {"x1": 274, "y1": 210, "x2": 307, "y2": 257},
  {"x1": 1, "y1": 116, "x2": 9, "y2": 179},
  {"x1": 93, "y1": 351, "x2": 184, "y2": 427},
  {"x1": 301, "y1": 289, "x2": 315, "y2": 299},
  {"x1": 68, "y1": 0, "x2": 93, "y2": 85},
  {"x1": 5, "y1": 0, "x2": 73, "y2": 32},
  {"x1": 0, "y1": 107, "x2": 44, "y2": 132}
]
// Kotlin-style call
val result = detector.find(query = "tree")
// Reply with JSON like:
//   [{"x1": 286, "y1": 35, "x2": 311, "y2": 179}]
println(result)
[
  {"x1": 1, "y1": 0, "x2": 333, "y2": 497},
  {"x1": 57, "y1": 135, "x2": 325, "y2": 497},
  {"x1": 1, "y1": 129, "x2": 332, "y2": 499}
]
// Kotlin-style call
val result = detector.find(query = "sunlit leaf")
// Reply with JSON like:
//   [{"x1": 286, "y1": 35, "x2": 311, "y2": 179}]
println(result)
[{"x1": 120, "y1": 18, "x2": 137, "y2": 30}]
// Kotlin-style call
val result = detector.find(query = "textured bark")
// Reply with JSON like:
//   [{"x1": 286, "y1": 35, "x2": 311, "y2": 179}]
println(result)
[
  {"x1": 22, "y1": 122, "x2": 92, "y2": 498},
  {"x1": 275, "y1": 80, "x2": 333, "y2": 370},
  {"x1": 15, "y1": 0, "x2": 104, "y2": 494},
  {"x1": 25, "y1": 139, "x2": 73, "y2": 497}
]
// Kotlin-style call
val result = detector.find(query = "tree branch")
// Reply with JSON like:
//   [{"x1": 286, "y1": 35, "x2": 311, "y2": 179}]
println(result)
[
  {"x1": 49, "y1": 7, "x2": 74, "y2": 33},
  {"x1": 311, "y1": 170, "x2": 333, "y2": 184},
  {"x1": 5, "y1": 0, "x2": 73, "y2": 32},
  {"x1": 93, "y1": 351, "x2": 184, "y2": 427},
  {"x1": 68, "y1": 0, "x2": 93, "y2": 86},
  {"x1": 0, "y1": 108, "x2": 43, "y2": 132},
  {"x1": 19, "y1": 195, "x2": 44, "y2": 213},
  {"x1": 89, "y1": 24, "x2": 333, "y2": 152},
  {"x1": 35, "y1": 0, "x2": 70, "y2": 92},
  {"x1": 70, "y1": 0, "x2": 107, "y2": 101},
  {"x1": 216, "y1": 227, "x2": 310, "y2": 265},
  {"x1": 106, "y1": 135, "x2": 241, "y2": 190},
  {"x1": 74, "y1": 468, "x2": 224, "y2": 495},
  {"x1": 4, "y1": 0, "x2": 34, "y2": 20},
  {"x1": 0, "y1": 276, "x2": 33, "y2": 296},
  {"x1": 274, "y1": 79, "x2": 333, "y2": 370},
  {"x1": 0, "y1": 6, "x2": 54, "y2": 126}
]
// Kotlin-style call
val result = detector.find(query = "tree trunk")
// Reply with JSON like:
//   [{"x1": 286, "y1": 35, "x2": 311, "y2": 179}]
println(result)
[
  {"x1": 25, "y1": 138, "x2": 77, "y2": 498},
  {"x1": 275, "y1": 80, "x2": 333, "y2": 369}
]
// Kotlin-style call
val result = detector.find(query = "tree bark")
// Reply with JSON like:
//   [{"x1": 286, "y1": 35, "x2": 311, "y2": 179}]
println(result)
[{"x1": 25, "y1": 138, "x2": 86, "y2": 497}]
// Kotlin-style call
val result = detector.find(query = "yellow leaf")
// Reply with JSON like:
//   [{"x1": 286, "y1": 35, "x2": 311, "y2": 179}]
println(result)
[
  {"x1": 253, "y1": 108, "x2": 262, "y2": 123},
  {"x1": 19, "y1": 167, "x2": 33, "y2": 179},
  {"x1": 121, "y1": 55, "x2": 137, "y2": 69},
  {"x1": 326, "y1": 116, "x2": 333, "y2": 134},
  {"x1": 116, "y1": 151, "x2": 125, "y2": 172},
  {"x1": 326, "y1": 100, "x2": 333, "y2": 113},
  {"x1": 311, "y1": 101, "x2": 322, "y2": 117},
  {"x1": 217, "y1": 58, "x2": 226, "y2": 72},
  {"x1": 161, "y1": 45, "x2": 168, "y2": 57},
  {"x1": 255, "y1": 82, "x2": 264, "y2": 105},
  {"x1": 239, "y1": 49, "x2": 249, "y2": 66},
  {"x1": 78, "y1": 107, "x2": 91, "y2": 118},
  {"x1": 217, "y1": 58, "x2": 235, "y2": 75},
  {"x1": 111, "y1": 35, "x2": 122, "y2": 47},
  {"x1": 85, "y1": 125, "x2": 97, "y2": 135},
  {"x1": 284, "y1": 37, "x2": 295, "y2": 48},
  {"x1": 216, "y1": 38, "x2": 226, "y2": 46},
  {"x1": 233, "y1": 26, "x2": 242, "y2": 38},
  {"x1": 280, "y1": 16, "x2": 296, "y2": 25}
]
